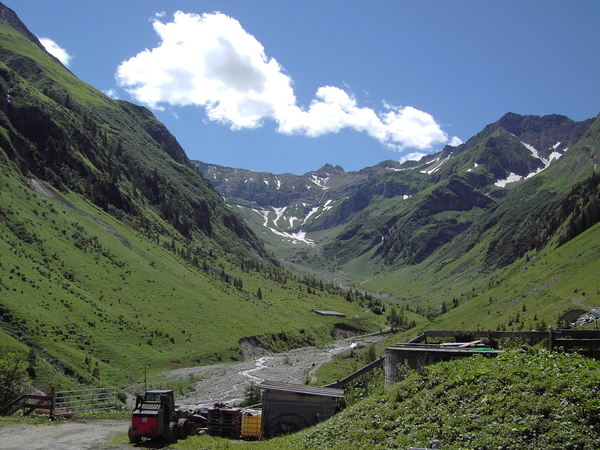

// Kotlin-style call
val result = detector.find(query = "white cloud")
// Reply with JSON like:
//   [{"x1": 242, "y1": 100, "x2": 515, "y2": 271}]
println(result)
[
  {"x1": 449, "y1": 136, "x2": 463, "y2": 146},
  {"x1": 116, "y1": 11, "x2": 459, "y2": 152},
  {"x1": 39, "y1": 37, "x2": 73, "y2": 67},
  {"x1": 103, "y1": 88, "x2": 120, "y2": 99},
  {"x1": 399, "y1": 152, "x2": 427, "y2": 163}
]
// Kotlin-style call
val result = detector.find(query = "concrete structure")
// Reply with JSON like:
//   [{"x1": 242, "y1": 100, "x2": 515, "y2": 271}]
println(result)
[
  {"x1": 256, "y1": 380, "x2": 344, "y2": 439},
  {"x1": 385, "y1": 329, "x2": 600, "y2": 388},
  {"x1": 384, "y1": 346, "x2": 502, "y2": 389}
]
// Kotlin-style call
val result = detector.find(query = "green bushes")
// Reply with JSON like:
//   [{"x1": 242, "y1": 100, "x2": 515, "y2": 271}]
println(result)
[
  {"x1": 177, "y1": 351, "x2": 600, "y2": 449},
  {"x1": 294, "y1": 351, "x2": 600, "y2": 449},
  {"x1": 0, "y1": 352, "x2": 29, "y2": 407}
]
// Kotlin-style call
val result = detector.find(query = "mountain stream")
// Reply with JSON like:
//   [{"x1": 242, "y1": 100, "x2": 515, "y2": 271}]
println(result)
[{"x1": 162, "y1": 333, "x2": 388, "y2": 408}]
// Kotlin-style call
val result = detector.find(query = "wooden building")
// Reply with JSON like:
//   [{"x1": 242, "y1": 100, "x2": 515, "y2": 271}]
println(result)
[{"x1": 256, "y1": 380, "x2": 344, "y2": 439}]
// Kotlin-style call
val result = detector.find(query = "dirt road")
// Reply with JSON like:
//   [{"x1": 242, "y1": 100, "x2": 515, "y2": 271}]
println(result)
[{"x1": 0, "y1": 419, "x2": 129, "y2": 450}]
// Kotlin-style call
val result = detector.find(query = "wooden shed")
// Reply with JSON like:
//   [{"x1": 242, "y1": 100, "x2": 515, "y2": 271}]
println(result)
[{"x1": 256, "y1": 380, "x2": 344, "y2": 439}]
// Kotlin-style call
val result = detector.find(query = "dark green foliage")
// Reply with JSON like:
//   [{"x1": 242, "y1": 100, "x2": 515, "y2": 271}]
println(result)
[
  {"x1": 0, "y1": 352, "x2": 29, "y2": 406},
  {"x1": 239, "y1": 383, "x2": 262, "y2": 407},
  {"x1": 558, "y1": 171, "x2": 600, "y2": 245}
]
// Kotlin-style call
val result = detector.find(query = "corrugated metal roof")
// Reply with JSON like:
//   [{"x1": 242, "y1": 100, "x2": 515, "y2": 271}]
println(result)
[
  {"x1": 313, "y1": 310, "x2": 346, "y2": 317},
  {"x1": 257, "y1": 380, "x2": 344, "y2": 398}
]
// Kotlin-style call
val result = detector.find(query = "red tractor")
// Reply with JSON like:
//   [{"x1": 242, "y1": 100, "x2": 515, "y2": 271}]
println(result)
[{"x1": 128, "y1": 390, "x2": 190, "y2": 444}]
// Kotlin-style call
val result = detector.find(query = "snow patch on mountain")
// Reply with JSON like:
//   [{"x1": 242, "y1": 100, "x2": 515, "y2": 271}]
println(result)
[
  {"x1": 419, "y1": 153, "x2": 453, "y2": 175},
  {"x1": 269, "y1": 229, "x2": 314, "y2": 246},
  {"x1": 249, "y1": 206, "x2": 314, "y2": 245},
  {"x1": 310, "y1": 174, "x2": 330, "y2": 190},
  {"x1": 495, "y1": 172, "x2": 523, "y2": 188},
  {"x1": 495, "y1": 143, "x2": 564, "y2": 188},
  {"x1": 304, "y1": 207, "x2": 320, "y2": 222},
  {"x1": 521, "y1": 142, "x2": 562, "y2": 168},
  {"x1": 272, "y1": 207, "x2": 287, "y2": 226}
]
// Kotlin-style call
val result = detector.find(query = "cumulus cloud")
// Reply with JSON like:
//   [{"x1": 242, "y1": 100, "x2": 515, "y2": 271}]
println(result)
[
  {"x1": 449, "y1": 136, "x2": 463, "y2": 146},
  {"x1": 103, "y1": 88, "x2": 120, "y2": 99},
  {"x1": 399, "y1": 152, "x2": 427, "y2": 163},
  {"x1": 116, "y1": 11, "x2": 458, "y2": 152},
  {"x1": 39, "y1": 37, "x2": 73, "y2": 67}
]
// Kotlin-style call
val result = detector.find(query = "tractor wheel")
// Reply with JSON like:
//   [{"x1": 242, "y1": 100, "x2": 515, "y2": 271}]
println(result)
[
  {"x1": 177, "y1": 418, "x2": 189, "y2": 439},
  {"x1": 128, "y1": 426, "x2": 141, "y2": 444},
  {"x1": 165, "y1": 421, "x2": 178, "y2": 444}
]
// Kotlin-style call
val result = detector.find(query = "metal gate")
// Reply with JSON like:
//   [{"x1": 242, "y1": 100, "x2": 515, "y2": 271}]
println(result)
[{"x1": 54, "y1": 387, "x2": 117, "y2": 414}]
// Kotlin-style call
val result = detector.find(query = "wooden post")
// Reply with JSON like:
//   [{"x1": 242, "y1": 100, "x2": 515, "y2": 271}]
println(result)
[
  {"x1": 50, "y1": 387, "x2": 55, "y2": 419},
  {"x1": 548, "y1": 327, "x2": 554, "y2": 350}
]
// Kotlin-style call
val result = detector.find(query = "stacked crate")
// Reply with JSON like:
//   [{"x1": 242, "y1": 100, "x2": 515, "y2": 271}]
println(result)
[
  {"x1": 207, "y1": 407, "x2": 242, "y2": 438},
  {"x1": 241, "y1": 409, "x2": 261, "y2": 439}
]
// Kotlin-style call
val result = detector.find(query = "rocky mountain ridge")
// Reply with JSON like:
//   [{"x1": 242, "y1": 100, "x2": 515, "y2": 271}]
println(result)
[{"x1": 196, "y1": 112, "x2": 599, "y2": 273}]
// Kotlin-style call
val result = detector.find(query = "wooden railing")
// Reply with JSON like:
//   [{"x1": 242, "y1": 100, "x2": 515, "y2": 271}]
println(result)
[
  {"x1": 0, "y1": 388, "x2": 55, "y2": 416},
  {"x1": 405, "y1": 329, "x2": 600, "y2": 350},
  {"x1": 324, "y1": 356, "x2": 385, "y2": 389}
]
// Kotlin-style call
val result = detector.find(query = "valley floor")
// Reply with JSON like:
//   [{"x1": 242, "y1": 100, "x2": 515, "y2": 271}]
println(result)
[{"x1": 164, "y1": 332, "x2": 389, "y2": 408}]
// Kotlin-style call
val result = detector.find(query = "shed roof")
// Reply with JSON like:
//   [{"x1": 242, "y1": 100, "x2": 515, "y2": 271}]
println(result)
[
  {"x1": 313, "y1": 310, "x2": 346, "y2": 317},
  {"x1": 257, "y1": 380, "x2": 344, "y2": 398},
  {"x1": 559, "y1": 309, "x2": 590, "y2": 323}
]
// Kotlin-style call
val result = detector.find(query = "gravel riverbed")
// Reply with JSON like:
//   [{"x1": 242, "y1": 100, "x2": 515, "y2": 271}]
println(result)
[{"x1": 163, "y1": 332, "x2": 389, "y2": 408}]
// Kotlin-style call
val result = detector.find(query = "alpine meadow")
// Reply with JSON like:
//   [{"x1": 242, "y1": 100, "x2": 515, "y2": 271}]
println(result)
[{"x1": 2, "y1": 3, "x2": 600, "y2": 449}]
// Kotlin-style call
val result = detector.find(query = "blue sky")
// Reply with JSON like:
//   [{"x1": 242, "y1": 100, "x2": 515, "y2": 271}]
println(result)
[{"x1": 11, "y1": 1, "x2": 600, "y2": 175}]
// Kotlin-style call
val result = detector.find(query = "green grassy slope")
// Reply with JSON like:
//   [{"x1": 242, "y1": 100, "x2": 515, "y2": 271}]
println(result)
[
  {"x1": 352, "y1": 118, "x2": 600, "y2": 328},
  {"x1": 0, "y1": 167, "x2": 384, "y2": 390},
  {"x1": 0, "y1": 4, "x2": 386, "y2": 391}
]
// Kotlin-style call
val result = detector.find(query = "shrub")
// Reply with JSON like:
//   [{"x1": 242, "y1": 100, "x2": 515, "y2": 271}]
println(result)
[{"x1": 0, "y1": 352, "x2": 30, "y2": 408}]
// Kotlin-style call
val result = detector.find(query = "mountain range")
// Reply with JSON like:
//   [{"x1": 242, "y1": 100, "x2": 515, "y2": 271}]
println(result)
[
  {"x1": 196, "y1": 112, "x2": 598, "y2": 276},
  {"x1": 1, "y1": 1, "x2": 600, "y2": 396}
]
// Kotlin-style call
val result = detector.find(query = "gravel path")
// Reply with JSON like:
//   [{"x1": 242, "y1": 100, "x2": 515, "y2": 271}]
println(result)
[{"x1": 0, "y1": 419, "x2": 129, "y2": 450}]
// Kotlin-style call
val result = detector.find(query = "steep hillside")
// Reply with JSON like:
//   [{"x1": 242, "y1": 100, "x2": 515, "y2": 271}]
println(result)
[
  {"x1": 0, "y1": 6, "x2": 266, "y2": 260},
  {"x1": 0, "y1": 3, "x2": 385, "y2": 391}
]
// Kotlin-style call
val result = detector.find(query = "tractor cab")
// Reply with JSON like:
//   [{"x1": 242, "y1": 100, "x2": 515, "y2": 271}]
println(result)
[
  {"x1": 129, "y1": 390, "x2": 178, "y2": 444},
  {"x1": 144, "y1": 390, "x2": 172, "y2": 403}
]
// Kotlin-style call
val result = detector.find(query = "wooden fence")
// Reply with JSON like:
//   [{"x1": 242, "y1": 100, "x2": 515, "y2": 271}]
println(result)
[{"x1": 1, "y1": 387, "x2": 117, "y2": 417}]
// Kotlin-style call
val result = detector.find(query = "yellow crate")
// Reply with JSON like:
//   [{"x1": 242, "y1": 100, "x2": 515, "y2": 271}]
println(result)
[{"x1": 241, "y1": 410, "x2": 261, "y2": 438}]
